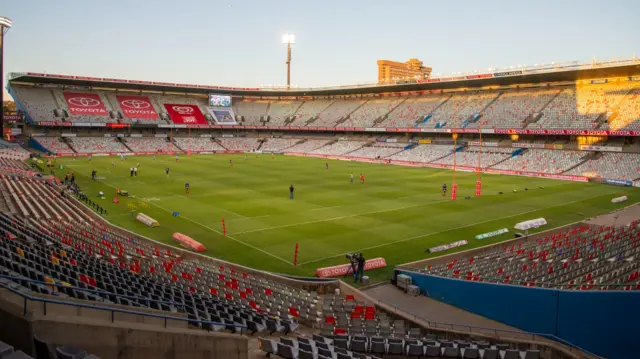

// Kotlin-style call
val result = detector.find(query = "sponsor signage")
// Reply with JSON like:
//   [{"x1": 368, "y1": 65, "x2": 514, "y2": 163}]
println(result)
[
  {"x1": 629, "y1": 76, "x2": 640, "y2": 82},
  {"x1": 315, "y1": 257, "x2": 387, "y2": 278},
  {"x1": 116, "y1": 95, "x2": 158, "y2": 119},
  {"x1": 468, "y1": 141, "x2": 498, "y2": 147},
  {"x1": 514, "y1": 218, "x2": 547, "y2": 231},
  {"x1": 603, "y1": 179, "x2": 633, "y2": 187},
  {"x1": 512, "y1": 142, "x2": 545, "y2": 149},
  {"x1": 475, "y1": 228, "x2": 509, "y2": 240},
  {"x1": 590, "y1": 79, "x2": 608, "y2": 84},
  {"x1": 612, "y1": 196, "x2": 628, "y2": 203},
  {"x1": 418, "y1": 139, "x2": 432, "y2": 144},
  {"x1": 493, "y1": 70, "x2": 523, "y2": 77},
  {"x1": 578, "y1": 145, "x2": 622, "y2": 152},
  {"x1": 466, "y1": 74, "x2": 493, "y2": 80},
  {"x1": 428, "y1": 240, "x2": 468, "y2": 253},
  {"x1": 163, "y1": 104, "x2": 208, "y2": 125},
  {"x1": 2, "y1": 128, "x2": 21, "y2": 135},
  {"x1": 63, "y1": 92, "x2": 108, "y2": 116},
  {"x1": 3, "y1": 115, "x2": 22, "y2": 121},
  {"x1": 493, "y1": 128, "x2": 640, "y2": 136},
  {"x1": 61, "y1": 133, "x2": 77, "y2": 137}
]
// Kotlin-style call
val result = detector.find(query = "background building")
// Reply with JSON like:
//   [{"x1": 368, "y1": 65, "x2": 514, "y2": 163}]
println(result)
[{"x1": 377, "y1": 58, "x2": 432, "y2": 83}]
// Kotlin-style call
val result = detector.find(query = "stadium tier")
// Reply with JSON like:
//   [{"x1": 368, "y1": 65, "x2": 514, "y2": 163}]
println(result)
[
  {"x1": 10, "y1": 81, "x2": 640, "y2": 132},
  {"x1": 405, "y1": 224, "x2": 640, "y2": 290}
]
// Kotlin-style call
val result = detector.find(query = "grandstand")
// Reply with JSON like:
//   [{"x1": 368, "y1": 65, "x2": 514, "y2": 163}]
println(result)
[{"x1": 3, "y1": 59, "x2": 640, "y2": 359}]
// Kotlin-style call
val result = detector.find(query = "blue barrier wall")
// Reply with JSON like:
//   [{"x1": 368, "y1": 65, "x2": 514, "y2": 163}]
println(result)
[
  {"x1": 398, "y1": 269, "x2": 636, "y2": 359},
  {"x1": 402, "y1": 270, "x2": 558, "y2": 334}
]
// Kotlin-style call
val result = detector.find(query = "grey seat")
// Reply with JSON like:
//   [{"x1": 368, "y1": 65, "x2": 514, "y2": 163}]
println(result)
[
  {"x1": 502, "y1": 349, "x2": 519, "y2": 359},
  {"x1": 440, "y1": 341, "x2": 454, "y2": 348},
  {"x1": 316, "y1": 341, "x2": 329, "y2": 350},
  {"x1": 337, "y1": 352, "x2": 352, "y2": 359},
  {"x1": 350, "y1": 340, "x2": 366, "y2": 352},
  {"x1": 0, "y1": 341, "x2": 14, "y2": 358},
  {"x1": 425, "y1": 345, "x2": 440, "y2": 357},
  {"x1": 334, "y1": 339, "x2": 348, "y2": 350},
  {"x1": 463, "y1": 347, "x2": 480, "y2": 358},
  {"x1": 318, "y1": 347, "x2": 333, "y2": 358},
  {"x1": 277, "y1": 343, "x2": 298, "y2": 359},
  {"x1": 267, "y1": 319, "x2": 285, "y2": 334},
  {"x1": 388, "y1": 342, "x2": 403, "y2": 355},
  {"x1": 457, "y1": 342, "x2": 470, "y2": 349},
  {"x1": 313, "y1": 334, "x2": 329, "y2": 344},
  {"x1": 409, "y1": 327, "x2": 421, "y2": 339},
  {"x1": 299, "y1": 342, "x2": 313, "y2": 353},
  {"x1": 297, "y1": 337, "x2": 311, "y2": 344},
  {"x1": 476, "y1": 342, "x2": 490, "y2": 350},
  {"x1": 281, "y1": 337, "x2": 296, "y2": 348},
  {"x1": 407, "y1": 344, "x2": 424, "y2": 357},
  {"x1": 298, "y1": 349, "x2": 315, "y2": 359},
  {"x1": 522, "y1": 350, "x2": 540, "y2": 359},
  {"x1": 370, "y1": 341, "x2": 386, "y2": 356},
  {"x1": 442, "y1": 347, "x2": 459, "y2": 358},
  {"x1": 352, "y1": 353, "x2": 367, "y2": 359},
  {"x1": 482, "y1": 348, "x2": 498, "y2": 359},
  {"x1": 496, "y1": 344, "x2": 509, "y2": 351},
  {"x1": 55, "y1": 347, "x2": 88, "y2": 359},
  {"x1": 258, "y1": 337, "x2": 278, "y2": 357},
  {"x1": 4, "y1": 351, "x2": 33, "y2": 359}
]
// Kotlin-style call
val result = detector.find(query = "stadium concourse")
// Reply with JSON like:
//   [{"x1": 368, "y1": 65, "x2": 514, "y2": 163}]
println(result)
[{"x1": 2, "y1": 63, "x2": 640, "y2": 359}]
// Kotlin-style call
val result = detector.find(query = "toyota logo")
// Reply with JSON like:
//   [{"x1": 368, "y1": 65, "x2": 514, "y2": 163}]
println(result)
[
  {"x1": 172, "y1": 106, "x2": 194, "y2": 114},
  {"x1": 121, "y1": 99, "x2": 151, "y2": 109},
  {"x1": 68, "y1": 97, "x2": 101, "y2": 107}
]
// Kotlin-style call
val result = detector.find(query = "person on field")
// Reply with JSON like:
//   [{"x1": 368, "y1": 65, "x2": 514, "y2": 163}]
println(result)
[
  {"x1": 356, "y1": 253, "x2": 366, "y2": 283},
  {"x1": 165, "y1": 167, "x2": 170, "y2": 177},
  {"x1": 360, "y1": 173, "x2": 365, "y2": 184},
  {"x1": 289, "y1": 184, "x2": 294, "y2": 200},
  {"x1": 350, "y1": 173, "x2": 354, "y2": 184},
  {"x1": 185, "y1": 182, "x2": 190, "y2": 195},
  {"x1": 325, "y1": 162, "x2": 329, "y2": 170},
  {"x1": 442, "y1": 183, "x2": 447, "y2": 197}
]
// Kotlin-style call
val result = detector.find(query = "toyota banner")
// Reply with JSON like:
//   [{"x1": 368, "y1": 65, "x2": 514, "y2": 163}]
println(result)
[
  {"x1": 63, "y1": 92, "x2": 108, "y2": 116},
  {"x1": 163, "y1": 104, "x2": 208, "y2": 125},
  {"x1": 116, "y1": 95, "x2": 158, "y2": 119}
]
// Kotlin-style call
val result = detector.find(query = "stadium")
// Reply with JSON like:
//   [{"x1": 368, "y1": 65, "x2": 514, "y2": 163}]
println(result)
[{"x1": 1, "y1": 4, "x2": 640, "y2": 359}]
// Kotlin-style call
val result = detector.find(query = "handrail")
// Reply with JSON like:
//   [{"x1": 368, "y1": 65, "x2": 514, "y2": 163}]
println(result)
[
  {"x1": 0, "y1": 275, "x2": 248, "y2": 332},
  {"x1": 373, "y1": 297, "x2": 603, "y2": 358},
  {"x1": 0, "y1": 274, "x2": 187, "y2": 309}
]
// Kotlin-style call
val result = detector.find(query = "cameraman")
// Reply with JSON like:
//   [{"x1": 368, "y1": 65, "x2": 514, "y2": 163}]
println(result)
[
  {"x1": 356, "y1": 253, "x2": 366, "y2": 283},
  {"x1": 347, "y1": 254, "x2": 358, "y2": 281}
]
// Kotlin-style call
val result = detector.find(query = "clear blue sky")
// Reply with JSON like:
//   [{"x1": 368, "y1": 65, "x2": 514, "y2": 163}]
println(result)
[{"x1": 3, "y1": 0, "x2": 639, "y2": 99}]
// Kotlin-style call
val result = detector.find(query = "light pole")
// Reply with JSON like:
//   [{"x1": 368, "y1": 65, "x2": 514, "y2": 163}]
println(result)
[
  {"x1": 0, "y1": 17, "x2": 12, "y2": 131},
  {"x1": 282, "y1": 33, "x2": 295, "y2": 89}
]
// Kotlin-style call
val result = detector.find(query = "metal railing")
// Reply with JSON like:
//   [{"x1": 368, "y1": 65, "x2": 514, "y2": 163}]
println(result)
[
  {"x1": 0, "y1": 274, "x2": 248, "y2": 333},
  {"x1": 374, "y1": 297, "x2": 602, "y2": 358}
]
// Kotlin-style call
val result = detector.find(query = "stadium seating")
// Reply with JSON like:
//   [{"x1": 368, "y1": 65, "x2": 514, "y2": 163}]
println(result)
[
  {"x1": 260, "y1": 138, "x2": 303, "y2": 152},
  {"x1": 413, "y1": 224, "x2": 640, "y2": 291},
  {"x1": 492, "y1": 149, "x2": 586, "y2": 174},
  {"x1": 34, "y1": 138, "x2": 74, "y2": 155},
  {"x1": 11, "y1": 87, "x2": 60, "y2": 123},
  {"x1": 347, "y1": 143, "x2": 407, "y2": 159},
  {"x1": 341, "y1": 99, "x2": 404, "y2": 128},
  {"x1": 0, "y1": 145, "x2": 30, "y2": 161},
  {"x1": 173, "y1": 137, "x2": 226, "y2": 152},
  {"x1": 216, "y1": 138, "x2": 259, "y2": 152},
  {"x1": 233, "y1": 100, "x2": 269, "y2": 125},
  {"x1": 67, "y1": 137, "x2": 130, "y2": 154},
  {"x1": 376, "y1": 95, "x2": 448, "y2": 128},
  {"x1": 565, "y1": 153, "x2": 640, "y2": 181},
  {"x1": 310, "y1": 141, "x2": 368, "y2": 156},
  {"x1": 434, "y1": 147, "x2": 513, "y2": 168},
  {"x1": 266, "y1": 101, "x2": 304, "y2": 126},
  {"x1": 123, "y1": 137, "x2": 180, "y2": 153},
  {"x1": 387, "y1": 145, "x2": 453, "y2": 163},
  {"x1": 423, "y1": 92, "x2": 499, "y2": 128},
  {"x1": 288, "y1": 100, "x2": 335, "y2": 126},
  {"x1": 600, "y1": 87, "x2": 640, "y2": 131},
  {"x1": 314, "y1": 100, "x2": 367, "y2": 127},
  {"x1": 284, "y1": 139, "x2": 333, "y2": 153},
  {"x1": 51, "y1": 90, "x2": 115, "y2": 124},
  {"x1": 475, "y1": 89, "x2": 560, "y2": 129},
  {"x1": 0, "y1": 175, "x2": 317, "y2": 335}
]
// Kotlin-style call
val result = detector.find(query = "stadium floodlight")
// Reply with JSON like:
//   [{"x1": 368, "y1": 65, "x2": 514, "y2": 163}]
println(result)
[
  {"x1": 0, "y1": 16, "x2": 12, "y2": 131},
  {"x1": 282, "y1": 33, "x2": 295, "y2": 89}
]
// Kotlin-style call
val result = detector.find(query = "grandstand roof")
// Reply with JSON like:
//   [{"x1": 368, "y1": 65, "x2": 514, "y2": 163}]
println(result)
[{"x1": 8, "y1": 61, "x2": 640, "y2": 97}]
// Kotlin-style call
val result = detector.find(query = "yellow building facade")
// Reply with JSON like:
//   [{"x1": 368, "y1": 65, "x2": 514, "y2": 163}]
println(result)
[{"x1": 377, "y1": 58, "x2": 432, "y2": 83}]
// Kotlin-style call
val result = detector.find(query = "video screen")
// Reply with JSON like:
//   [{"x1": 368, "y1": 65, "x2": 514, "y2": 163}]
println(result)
[{"x1": 209, "y1": 94, "x2": 232, "y2": 107}]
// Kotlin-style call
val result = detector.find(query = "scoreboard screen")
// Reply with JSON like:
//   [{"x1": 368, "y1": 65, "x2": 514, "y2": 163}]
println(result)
[{"x1": 209, "y1": 94, "x2": 232, "y2": 107}]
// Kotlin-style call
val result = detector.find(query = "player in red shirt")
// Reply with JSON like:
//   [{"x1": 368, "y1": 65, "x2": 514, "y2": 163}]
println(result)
[{"x1": 360, "y1": 173, "x2": 365, "y2": 184}]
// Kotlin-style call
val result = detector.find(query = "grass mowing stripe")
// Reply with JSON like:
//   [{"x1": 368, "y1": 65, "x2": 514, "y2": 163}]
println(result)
[{"x1": 296, "y1": 191, "x2": 617, "y2": 266}]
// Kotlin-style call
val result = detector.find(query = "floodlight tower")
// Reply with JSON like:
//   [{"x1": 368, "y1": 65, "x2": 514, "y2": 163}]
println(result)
[
  {"x1": 282, "y1": 33, "x2": 295, "y2": 89},
  {"x1": 0, "y1": 17, "x2": 12, "y2": 130}
]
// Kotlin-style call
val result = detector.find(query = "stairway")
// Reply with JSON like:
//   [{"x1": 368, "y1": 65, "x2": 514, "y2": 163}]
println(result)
[
  {"x1": 562, "y1": 152, "x2": 601, "y2": 174},
  {"x1": 62, "y1": 137, "x2": 78, "y2": 154},
  {"x1": 527, "y1": 89, "x2": 564, "y2": 128},
  {"x1": 415, "y1": 95, "x2": 452, "y2": 126},
  {"x1": 375, "y1": 98, "x2": 408, "y2": 127},
  {"x1": 118, "y1": 138, "x2": 135, "y2": 153},
  {"x1": 336, "y1": 100, "x2": 370, "y2": 126}
]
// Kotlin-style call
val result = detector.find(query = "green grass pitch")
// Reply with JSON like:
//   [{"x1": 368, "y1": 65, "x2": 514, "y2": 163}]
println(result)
[{"x1": 49, "y1": 154, "x2": 638, "y2": 283}]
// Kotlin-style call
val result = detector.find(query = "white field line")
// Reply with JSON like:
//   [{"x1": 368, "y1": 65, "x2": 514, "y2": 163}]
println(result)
[
  {"x1": 95, "y1": 178, "x2": 293, "y2": 265},
  {"x1": 230, "y1": 199, "x2": 450, "y2": 235},
  {"x1": 295, "y1": 192, "x2": 616, "y2": 266}
]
